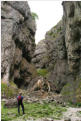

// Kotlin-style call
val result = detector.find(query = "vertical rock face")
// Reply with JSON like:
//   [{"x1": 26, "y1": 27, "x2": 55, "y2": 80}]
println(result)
[
  {"x1": 33, "y1": 1, "x2": 81, "y2": 102},
  {"x1": 45, "y1": 21, "x2": 69, "y2": 92},
  {"x1": 63, "y1": 1, "x2": 81, "y2": 75},
  {"x1": 1, "y1": 1, "x2": 37, "y2": 88},
  {"x1": 61, "y1": 1, "x2": 81, "y2": 103}
]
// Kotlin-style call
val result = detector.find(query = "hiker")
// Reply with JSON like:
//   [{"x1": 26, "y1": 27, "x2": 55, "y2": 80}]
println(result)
[{"x1": 17, "y1": 92, "x2": 25, "y2": 114}]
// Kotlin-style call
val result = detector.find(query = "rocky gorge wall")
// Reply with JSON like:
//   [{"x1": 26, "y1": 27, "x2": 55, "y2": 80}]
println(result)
[
  {"x1": 1, "y1": 1, "x2": 37, "y2": 88},
  {"x1": 33, "y1": 1, "x2": 81, "y2": 103},
  {"x1": 62, "y1": 1, "x2": 81, "y2": 103},
  {"x1": 1, "y1": 1, "x2": 81, "y2": 103}
]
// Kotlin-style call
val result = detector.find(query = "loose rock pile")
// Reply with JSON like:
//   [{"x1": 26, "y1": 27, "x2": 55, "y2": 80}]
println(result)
[{"x1": 2, "y1": 91, "x2": 64, "y2": 108}]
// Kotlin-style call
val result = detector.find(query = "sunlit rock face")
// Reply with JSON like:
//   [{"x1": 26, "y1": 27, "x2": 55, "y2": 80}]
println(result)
[
  {"x1": 1, "y1": 1, "x2": 37, "y2": 88},
  {"x1": 33, "y1": 1, "x2": 81, "y2": 102}
]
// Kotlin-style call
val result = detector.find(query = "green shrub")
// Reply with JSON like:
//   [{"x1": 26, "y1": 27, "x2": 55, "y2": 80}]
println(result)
[
  {"x1": 37, "y1": 69, "x2": 48, "y2": 77},
  {"x1": 1, "y1": 82, "x2": 18, "y2": 98},
  {"x1": 31, "y1": 12, "x2": 39, "y2": 20}
]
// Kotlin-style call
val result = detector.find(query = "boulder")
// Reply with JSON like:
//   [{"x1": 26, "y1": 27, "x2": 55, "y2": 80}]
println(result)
[{"x1": 4, "y1": 98, "x2": 17, "y2": 108}]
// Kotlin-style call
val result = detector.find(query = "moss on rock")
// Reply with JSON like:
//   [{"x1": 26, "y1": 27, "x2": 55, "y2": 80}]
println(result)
[
  {"x1": 37, "y1": 69, "x2": 48, "y2": 77},
  {"x1": 61, "y1": 79, "x2": 81, "y2": 105}
]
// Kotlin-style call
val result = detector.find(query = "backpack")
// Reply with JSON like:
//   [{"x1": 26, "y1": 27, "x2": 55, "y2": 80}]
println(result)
[{"x1": 18, "y1": 96, "x2": 22, "y2": 101}]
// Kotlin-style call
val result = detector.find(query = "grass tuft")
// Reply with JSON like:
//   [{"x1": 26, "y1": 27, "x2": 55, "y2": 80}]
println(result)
[{"x1": 37, "y1": 69, "x2": 48, "y2": 77}]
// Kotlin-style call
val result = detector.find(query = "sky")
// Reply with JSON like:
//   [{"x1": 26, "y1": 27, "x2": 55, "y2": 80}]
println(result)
[{"x1": 28, "y1": 1, "x2": 63, "y2": 44}]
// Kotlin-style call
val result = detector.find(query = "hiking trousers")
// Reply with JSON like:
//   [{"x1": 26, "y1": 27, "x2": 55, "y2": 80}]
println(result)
[{"x1": 18, "y1": 102, "x2": 24, "y2": 114}]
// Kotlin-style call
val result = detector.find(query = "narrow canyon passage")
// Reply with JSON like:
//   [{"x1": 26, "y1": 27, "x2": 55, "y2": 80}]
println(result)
[{"x1": 1, "y1": 1, "x2": 81, "y2": 121}]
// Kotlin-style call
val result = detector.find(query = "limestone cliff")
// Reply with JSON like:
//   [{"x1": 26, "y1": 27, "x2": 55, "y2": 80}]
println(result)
[
  {"x1": 1, "y1": 1, "x2": 37, "y2": 88},
  {"x1": 62, "y1": 1, "x2": 81, "y2": 103},
  {"x1": 33, "y1": 1, "x2": 81, "y2": 103}
]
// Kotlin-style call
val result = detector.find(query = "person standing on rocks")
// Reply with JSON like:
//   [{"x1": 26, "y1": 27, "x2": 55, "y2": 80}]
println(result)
[{"x1": 17, "y1": 92, "x2": 25, "y2": 115}]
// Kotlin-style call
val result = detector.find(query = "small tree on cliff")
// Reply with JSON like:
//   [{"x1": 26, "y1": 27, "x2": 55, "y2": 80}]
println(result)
[{"x1": 31, "y1": 12, "x2": 39, "y2": 20}]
